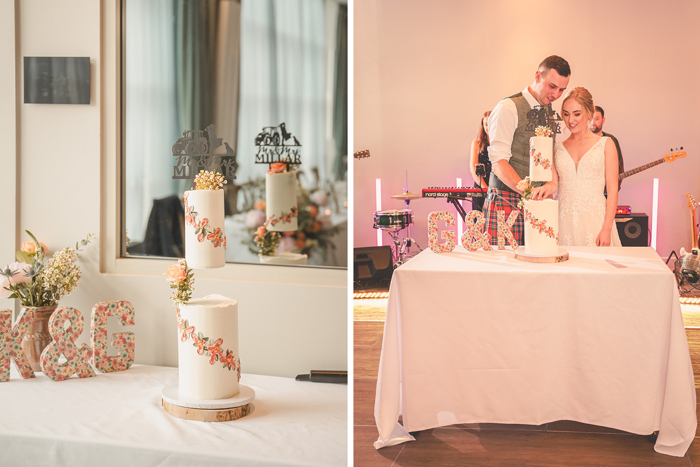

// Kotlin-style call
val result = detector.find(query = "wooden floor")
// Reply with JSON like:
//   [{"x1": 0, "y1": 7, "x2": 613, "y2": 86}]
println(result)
[{"x1": 354, "y1": 298, "x2": 700, "y2": 466}]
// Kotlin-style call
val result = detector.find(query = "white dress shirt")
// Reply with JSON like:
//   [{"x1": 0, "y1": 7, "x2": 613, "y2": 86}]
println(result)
[{"x1": 487, "y1": 87, "x2": 540, "y2": 164}]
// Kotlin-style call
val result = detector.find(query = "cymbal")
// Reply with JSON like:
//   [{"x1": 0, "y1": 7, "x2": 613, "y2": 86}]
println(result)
[{"x1": 391, "y1": 192, "x2": 422, "y2": 200}]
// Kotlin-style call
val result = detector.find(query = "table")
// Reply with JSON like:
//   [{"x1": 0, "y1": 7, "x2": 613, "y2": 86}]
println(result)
[
  {"x1": 0, "y1": 365, "x2": 347, "y2": 466},
  {"x1": 374, "y1": 246, "x2": 697, "y2": 457}
]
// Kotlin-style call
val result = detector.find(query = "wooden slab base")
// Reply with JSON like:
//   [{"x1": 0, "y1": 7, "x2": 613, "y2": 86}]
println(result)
[
  {"x1": 162, "y1": 399, "x2": 251, "y2": 422},
  {"x1": 514, "y1": 248, "x2": 569, "y2": 263}
]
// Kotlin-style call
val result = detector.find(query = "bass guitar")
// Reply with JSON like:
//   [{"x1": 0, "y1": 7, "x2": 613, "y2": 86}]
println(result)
[
  {"x1": 618, "y1": 149, "x2": 686, "y2": 181},
  {"x1": 680, "y1": 193, "x2": 698, "y2": 256}
]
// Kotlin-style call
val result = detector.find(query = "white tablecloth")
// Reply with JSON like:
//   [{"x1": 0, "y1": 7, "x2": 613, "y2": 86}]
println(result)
[
  {"x1": 0, "y1": 365, "x2": 347, "y2": 466},
  {"x1": 374, "y1": 246, "x2": 697, "y2": 457}
]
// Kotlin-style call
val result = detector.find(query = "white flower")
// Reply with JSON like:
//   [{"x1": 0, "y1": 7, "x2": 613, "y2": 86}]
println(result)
[
  {"x1": 245, "y1": 209, "x2": 266, "y2": 228},
  {"x1": 309, "y1": 189, "x2": 329, "y2": 207},
  {"x1": 516, "y1": 177, "x2": 531, "y2": 192}
]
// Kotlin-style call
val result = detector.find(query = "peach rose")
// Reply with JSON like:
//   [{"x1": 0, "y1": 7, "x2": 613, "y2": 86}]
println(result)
[
  {"x1": 254, "y1": 200, "x2": 266, "y2": 210},
  {"x1": 307, "y1": 205, "x2": 319, "y2": 217},
  {"x1": 255, "y1": 226, "x2": 266, "y2": 237},
  {"x1": 21, "y1": 242, "x2": 47, "y2": 255},
  {"x1": 165, "y1": 264, "x2": 186, "y2": 283},
  {"x1": 267, "y1": 162, "x2": 287, "y2": 174}
]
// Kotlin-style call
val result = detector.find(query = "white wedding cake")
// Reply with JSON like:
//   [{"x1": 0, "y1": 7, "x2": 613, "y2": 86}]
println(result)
[
  {"x1": 184, "y1": 189, "x2": 226, "y2": 269},
  {"x1": 523, "y1": 128, "x2": 559, "y2": 255},
  {"x1": 178, "y1": 294, "x2": 240, "y2": 400},
  {"x1": 266, "y1": 170, "x2": 298, "y2": 232}
]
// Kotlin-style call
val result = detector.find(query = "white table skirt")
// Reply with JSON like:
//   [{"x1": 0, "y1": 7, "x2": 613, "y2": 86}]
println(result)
[
  {"x1": 0, "y1": 364, "x2": 347, "y2": 466},
  {"x1": 374, "y1": 246, "x2": 697, "y2": 457}
]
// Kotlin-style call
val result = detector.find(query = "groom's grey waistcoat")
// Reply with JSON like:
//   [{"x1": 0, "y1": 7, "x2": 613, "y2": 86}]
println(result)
[{"x1": 489, "y1": 92, "x2": 535, "y2": 193}]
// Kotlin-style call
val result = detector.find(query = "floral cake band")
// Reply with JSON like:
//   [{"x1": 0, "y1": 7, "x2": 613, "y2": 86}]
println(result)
[
  {"x1": 183, "y1": 192, "x2": 227, "y2": 248},
  {"x1": 530, "y1": 148, "x2": 552, "y2": 170},
  {"x1": 267, "y1": 206, "x2": 298, "y2": 227},
  {"x1": 176, "y1": 308, "x2": 241, "y2": 381},
  {"x1": 524, "y1": 209, "x2": 558, "y2": 242}
]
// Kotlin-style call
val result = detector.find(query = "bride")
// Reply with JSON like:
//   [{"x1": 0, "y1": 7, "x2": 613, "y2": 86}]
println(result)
[{"x1": 532, "y1": 87, "x2": 621, "y2": 246}]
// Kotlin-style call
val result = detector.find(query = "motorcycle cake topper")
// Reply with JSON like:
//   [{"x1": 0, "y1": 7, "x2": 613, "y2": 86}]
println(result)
[
  {"x1": 254, "y1": 122, "x2": 302, "y2": 167},
  {"x1": 171, "y1": 124, "x2": 238, "y2": 180},
  {"x1": 526, "y1": 104, "x2": 562, "y2": 135}
]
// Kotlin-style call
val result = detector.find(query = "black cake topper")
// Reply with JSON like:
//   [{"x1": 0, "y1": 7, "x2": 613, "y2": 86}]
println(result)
[
  {"x1": 254, "y1": 122, "x2": 302, "y2": 166},
  {"x1": 526, "y1": 104, "x2": 562, "y2": 135},
  {"x1": 171, "y1": 124, "x2": 238, "y2": 180}
]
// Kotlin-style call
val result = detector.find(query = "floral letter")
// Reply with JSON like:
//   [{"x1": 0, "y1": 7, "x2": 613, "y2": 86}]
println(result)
[
  {"x1": 91, "y1": 301, "x2": 135, "y2": 373},
  {"x1": 428, "y1": 211, "x2": 456, "y2": 253},
  {"x1": 461, "y1": 211, "x2": 492, "y2": 251},
  {"x1": 496, "y1": 210, "x2": 520, "y2": 250},
  {"x1": 0, "y1": 308, "x2": 36, "y2": 381},
  {"x1": 40, "y1": 307, "x2": 95, "y2": 381}
]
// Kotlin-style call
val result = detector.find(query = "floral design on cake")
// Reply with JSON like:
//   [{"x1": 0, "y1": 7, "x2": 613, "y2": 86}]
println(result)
[
  {"x1": 0, "y1": 307, "x2": 36, "y2": 381},
  {"x1": 176, "y1": 311, "x2": 241, "y2": 381},
  {"x1": 523, "y1": 209, "x2": 558, "y2": 241},
  {"x1": 428, "y1": 211, "x2": 456, "y2": 253},
  {"x1": 530, "y1": 148, "x2": 553, "y2": 170},
  {"x1": 267, "y1": 206, "x2": 298, "y2": 227},
  {"x1": 91, "y1": 300, "x2": 135, "y2": 373},
  {"x1": 40, "y1": 306, "x2": 95, "y2": 381},
  {"x1": 183, "y1": 192, "x2": 227, "y2": 248}
]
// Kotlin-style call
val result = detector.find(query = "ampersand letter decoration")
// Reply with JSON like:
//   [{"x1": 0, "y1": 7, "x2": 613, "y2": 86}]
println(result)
[
  {"x1": 40, "y1": 307, "x2": 95, "y2": 381},
  {"x1": 496, "y1": 210, "x2": 520, "y2": 250},
  {"x1": 0, "y1": 308, "x2": 36, "y2": 382},
  {"x1": 428, "y1": 211, "x2": 456, "y2": 253},
  {"x1": 91, "y1": 301, "x2": 135, "y2": 373},
  {"x1": 461, "y1": 211, "x2": 492, "y2": 251}
]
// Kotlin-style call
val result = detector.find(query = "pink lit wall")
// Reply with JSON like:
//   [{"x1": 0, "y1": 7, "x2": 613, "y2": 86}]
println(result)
[{"x1": 354, "y1": 0, "x2": 700, "y2": 260}]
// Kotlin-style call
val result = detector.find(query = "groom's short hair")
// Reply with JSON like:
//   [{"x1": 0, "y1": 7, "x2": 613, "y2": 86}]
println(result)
[
  {"x1": 538, "y1": 55, "x2": 571, "y2": 78},
  {"x1": 595, "y1": 106, "x2": 605, "y2": 117}
]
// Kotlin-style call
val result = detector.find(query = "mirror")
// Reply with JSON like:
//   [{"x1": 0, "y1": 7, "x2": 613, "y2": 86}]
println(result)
[{"x1": 122, "y1": 0, "x2": 348, "y2": 268}]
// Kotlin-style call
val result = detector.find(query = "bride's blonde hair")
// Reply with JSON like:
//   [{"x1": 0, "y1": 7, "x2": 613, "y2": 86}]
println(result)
[{"x1": 562, "y1": 87, "x2": 595, "y2": 120}]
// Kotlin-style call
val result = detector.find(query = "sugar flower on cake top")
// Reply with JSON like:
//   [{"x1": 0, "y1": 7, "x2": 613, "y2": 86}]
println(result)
[
  {"x1": 535, "y1": 126, "x2": 553, "y2": 137},
  {"x1": 267, "y1": 162, "x2": 290, "y2": 174},
  {"x1": 194, "y1": 170, "x2": 227, "y2": 190},
  {"x1": 165, "y1": 258, "x2": 194, "y2": 306}
]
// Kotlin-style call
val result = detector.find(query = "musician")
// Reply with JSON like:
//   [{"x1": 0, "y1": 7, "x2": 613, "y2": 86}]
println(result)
[
  {"x1": 483, "y1": 56, "x2": 571, "y2": 245},
  {"x1": 591, "y1": 105, "x2": 624, "y2": 192},
  {"x1": 469, "y1": 110, "x2": 492, "y2": 211}
]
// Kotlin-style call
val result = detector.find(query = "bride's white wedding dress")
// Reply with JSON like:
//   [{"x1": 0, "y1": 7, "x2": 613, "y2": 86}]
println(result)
[{"x1": 555, "y1": 137, "x2": 621, "y2": 247}]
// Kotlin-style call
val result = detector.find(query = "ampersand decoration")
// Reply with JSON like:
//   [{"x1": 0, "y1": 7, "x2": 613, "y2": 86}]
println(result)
[
  {"x1": 40, "y1": 307, "x2": 95, "y2": 381},
  {"x1": 461, "y1": 211, "x2": 492, "y2": 251},
  {"x1": 496, "y1": 210, "x2": 520, "y2": 250},
  {"x1": 428, "y1": 211, "x2": 456, "y2": 253},
  {"x1": 91, "y1": 300, "x2": 135, "y2": 373},
  {"x1": 0, "y1": 308, "x2": 36, "y2": 382}
]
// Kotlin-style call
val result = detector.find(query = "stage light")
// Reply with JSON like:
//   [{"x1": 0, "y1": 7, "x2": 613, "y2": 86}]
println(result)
[
  {"x1": 651, "y1": 178, "x2": 659, "y2": 251},
  {"x1": 376, "y1": 178, "x2": 382, "y2": 246}
]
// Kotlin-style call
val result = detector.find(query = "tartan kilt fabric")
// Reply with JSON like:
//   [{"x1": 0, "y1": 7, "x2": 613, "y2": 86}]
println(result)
[{"x1": 482, "y1": 188, "x2": 524, "y2": 246}]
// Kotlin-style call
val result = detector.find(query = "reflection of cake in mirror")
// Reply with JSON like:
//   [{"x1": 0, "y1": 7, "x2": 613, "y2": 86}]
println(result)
[
  {"x1": 177, "y1": 294, "x2": 240, "y2": 400},
  {"x1": 266, "y1": 163, "x2": 298, "y2": 232},
  {"x1": 184, "y1": 170, "x2": 227, "y2": 269},
  {"x1": 523, "y1": 126, "x2": 559, "y2": 255}
]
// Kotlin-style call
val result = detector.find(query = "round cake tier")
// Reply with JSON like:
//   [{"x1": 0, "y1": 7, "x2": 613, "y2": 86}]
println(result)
[
  {"x1": 184, "y1": 190, "x2": 226, "y2": 269},
  {"x1": 178, "y1": 294, "x2": 239, "y2": 400},
  {"x1": 523, "y1": 199, "x2": 559, "y2": 255},
  {"x1": 529, "y1": 136, "x2": 553, "y2": 182},
  {"x1": 258, "y1": 252, "x2": 308, "y2": 265},
  {"x1": 266, "y1": 171, "x2": 298, "y2": 232}
]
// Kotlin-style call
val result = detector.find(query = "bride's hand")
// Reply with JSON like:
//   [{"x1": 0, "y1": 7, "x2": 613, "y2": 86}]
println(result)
[
  {"x1": 596, "y1": 227, "x2": 612, "y2": 246},
  {"x1": 530, "y1": 182, "x2": 556, "y2": 200}
]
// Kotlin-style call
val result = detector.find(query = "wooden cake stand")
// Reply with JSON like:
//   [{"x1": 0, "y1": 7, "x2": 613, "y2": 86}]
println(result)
[
  {"x1": 514, "y1": 247, "x2": 569, "y2": 263},
  {"x1": 161, "y1": 384, "x2": 255, "y2": 422}
]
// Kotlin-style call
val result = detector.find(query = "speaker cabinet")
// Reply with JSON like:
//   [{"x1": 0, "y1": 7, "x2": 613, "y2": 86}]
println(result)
[
  {"x1": 354, "y1": 246, "x2": 393, "y2": 290},
  {"x1": 615, "y1": 213, "x2": 649, "y2": 246}
]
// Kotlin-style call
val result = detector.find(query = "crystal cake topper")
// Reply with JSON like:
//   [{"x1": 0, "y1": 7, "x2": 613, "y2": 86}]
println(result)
[
  {"x1": 172, "y1": 124, "x2": 238, "y2": 180},
  {"x1": 254, "y1": 122, "x2": 302, "y2": 166}
]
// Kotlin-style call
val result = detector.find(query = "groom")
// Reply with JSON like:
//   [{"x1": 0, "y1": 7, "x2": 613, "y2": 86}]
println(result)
[{"x1": 483, "y1": 55, "x2": 571, "y2": 245}]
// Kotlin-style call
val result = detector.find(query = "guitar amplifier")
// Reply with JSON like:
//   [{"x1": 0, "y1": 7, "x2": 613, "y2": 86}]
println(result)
[{"x1": 615, "y1": 213, "x2": 649, "y2": 246}]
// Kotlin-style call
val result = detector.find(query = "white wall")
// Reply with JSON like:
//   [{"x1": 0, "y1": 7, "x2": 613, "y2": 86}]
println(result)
[
  {"x1": 354, "y1": 0, "x2": 700, "y2": 260},
  {"x1": 0, "y1": 0, "x2": 347, "y2": 378}
]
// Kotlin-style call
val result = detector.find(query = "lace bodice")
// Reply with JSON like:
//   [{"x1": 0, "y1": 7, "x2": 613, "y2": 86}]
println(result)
[{"x1": 555, "y1": 137, "x2": 621, "y2": 247}]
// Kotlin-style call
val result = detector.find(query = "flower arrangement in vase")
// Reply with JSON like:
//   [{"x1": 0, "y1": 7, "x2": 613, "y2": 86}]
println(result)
[{"x1": 0, "y1": 230, "x2": 94, "y2": 371}]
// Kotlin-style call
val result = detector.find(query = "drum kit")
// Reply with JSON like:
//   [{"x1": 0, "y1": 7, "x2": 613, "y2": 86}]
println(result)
[{"x1": 373, "y1": 190, "x2": 423, "y2": 267}]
